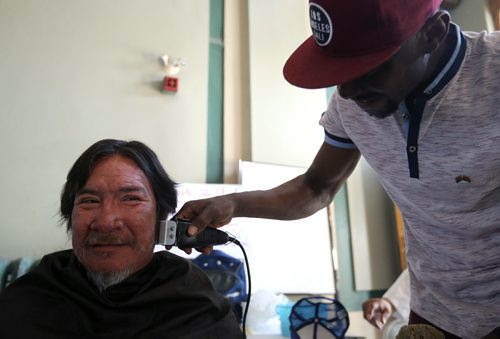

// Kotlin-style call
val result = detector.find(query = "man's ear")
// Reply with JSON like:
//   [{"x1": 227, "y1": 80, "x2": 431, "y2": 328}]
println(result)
[{"x1": 422, "y1": 10, "x2": 451, "y2": 53}]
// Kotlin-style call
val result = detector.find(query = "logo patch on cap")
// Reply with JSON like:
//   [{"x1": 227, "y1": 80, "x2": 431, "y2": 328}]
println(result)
[{"x1": 309, "y1": 3, "x2": 332, "y2": 46}]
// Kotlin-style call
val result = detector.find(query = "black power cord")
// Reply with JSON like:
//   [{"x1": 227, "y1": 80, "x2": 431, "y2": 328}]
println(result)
[
  {"x1": 169, "y1": 220, "x2": 252, "y2": 338},
  {"x1": 228, "y1": 237, "x2": 251, "y2": 339}
]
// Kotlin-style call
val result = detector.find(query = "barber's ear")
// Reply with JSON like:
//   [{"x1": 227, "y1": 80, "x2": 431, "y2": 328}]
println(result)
[{"x1": 422, "y1": 10, "x2": 450, "y2": 53}]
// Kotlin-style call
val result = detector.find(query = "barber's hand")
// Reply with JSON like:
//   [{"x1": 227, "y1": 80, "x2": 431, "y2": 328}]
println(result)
[
  {"x1": 171, "y1": 195, "x2": 237, "y2": 254},
  {"x1": 362, "y1": 298, "x2": 395, "y2": 329}
]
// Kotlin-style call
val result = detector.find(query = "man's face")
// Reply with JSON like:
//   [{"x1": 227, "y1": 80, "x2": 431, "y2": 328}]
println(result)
[
  {"x1": 71, "y1": 155, "x2": 157, "y2": 276},
  {"x1": 337, "y1": 35, "x2": 428, "y2": 119}
]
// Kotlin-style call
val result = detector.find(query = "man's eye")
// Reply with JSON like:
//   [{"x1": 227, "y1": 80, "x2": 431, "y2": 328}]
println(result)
[
  {"x1": 83, "y1": 198, "x2": 98, "y2": 203},
  {"x1": 123, "y1": 195, "x2": 141, "y2": 201},
  {"x1": 78, "y1": 198, "x2": 98, "y2": 205}
]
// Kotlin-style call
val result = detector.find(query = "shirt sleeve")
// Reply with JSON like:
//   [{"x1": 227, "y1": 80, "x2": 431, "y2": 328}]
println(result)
[{"x1": 319, "y1": 90, "x2": 357, "y2": 149}]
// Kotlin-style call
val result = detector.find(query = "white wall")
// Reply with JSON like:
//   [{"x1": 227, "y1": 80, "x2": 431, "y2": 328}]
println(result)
[
  {"x1": 448, "y1": 0, "x2": 494, "y2": 32},
  {"x1": 0, "y1": 0, "x2": 209, "y2": 259},
  {"x1": 248, "y1": 0, "x2": 326, "y2": 168},
  {"x1": 223, "y1": 0, "x2": 251, "y2": 184}
]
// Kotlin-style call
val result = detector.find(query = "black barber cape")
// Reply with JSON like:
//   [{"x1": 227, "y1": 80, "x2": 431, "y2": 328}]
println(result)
[{"x1": 0, "y1": 249, "x2": 243, "y2": 339}]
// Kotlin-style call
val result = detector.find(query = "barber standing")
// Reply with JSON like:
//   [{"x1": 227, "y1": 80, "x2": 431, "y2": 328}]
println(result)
[{"x1": 177, "y1": 0, "x2": 500, "y2": 338}]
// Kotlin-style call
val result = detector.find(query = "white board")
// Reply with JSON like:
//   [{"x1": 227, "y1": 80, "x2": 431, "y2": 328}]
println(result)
[
  {"x1": 156, "y1": 162, "x2": 335, "y2": 294},
  {"x1": 238, "y1": 161, "x2": 335, "y2": 294}
]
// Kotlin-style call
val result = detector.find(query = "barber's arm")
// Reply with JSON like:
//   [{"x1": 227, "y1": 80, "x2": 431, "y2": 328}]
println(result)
[{"x1": 175, "y1": 142, "x2": 360, "y2": 236}]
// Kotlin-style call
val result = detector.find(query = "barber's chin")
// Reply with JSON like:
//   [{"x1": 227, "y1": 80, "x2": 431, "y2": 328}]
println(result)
[
  {"x1": 356, "y1": 99, "x2": 398, "y2": 119},
  {"x1": 363, "y1": 108, "x2": 396, "y2": 119},
  {"x1": 365, "y1": 108, "x2": 396, "y2": 119}
]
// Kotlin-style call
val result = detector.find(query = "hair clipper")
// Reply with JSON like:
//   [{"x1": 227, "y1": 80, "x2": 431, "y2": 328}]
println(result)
[{"x1": 157, "y1": 218, "x2": 230, "y2": 248}]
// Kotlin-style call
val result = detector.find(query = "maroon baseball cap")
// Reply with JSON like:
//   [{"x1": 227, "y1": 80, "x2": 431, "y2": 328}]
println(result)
[{"x1": 283, "y1": 0, "x2": 443, "y2": 89}]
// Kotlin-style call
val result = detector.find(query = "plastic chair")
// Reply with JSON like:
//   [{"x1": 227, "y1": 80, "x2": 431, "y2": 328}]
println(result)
[
  {"x1": 0, "y1": 258, "x2": 10, "y2": 291},
  {"x1": 1, "y1": 257, "x2": 34, "y2": 289},
  {"x1": 192, "y1": 250, "x2": 247, "y2": 322}
]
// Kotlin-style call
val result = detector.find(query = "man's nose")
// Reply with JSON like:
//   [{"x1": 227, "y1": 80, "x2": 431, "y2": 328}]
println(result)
[{"x1": 92, "y1": 201, "x2": 123, "y2": 231}]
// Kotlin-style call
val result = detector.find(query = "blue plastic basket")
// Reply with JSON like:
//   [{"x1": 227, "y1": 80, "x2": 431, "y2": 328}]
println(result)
[{"x1": 289, "y1": 296, "x2": 349, "y2": 339}]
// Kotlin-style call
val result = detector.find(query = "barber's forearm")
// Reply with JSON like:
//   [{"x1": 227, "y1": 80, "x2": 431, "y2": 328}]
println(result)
[
  {"x1": 229, "y1": 143, "x2": 359, "y2": 221},
  {"x1": 231, "y1": 174, "x2": 338, "y2": 220}
]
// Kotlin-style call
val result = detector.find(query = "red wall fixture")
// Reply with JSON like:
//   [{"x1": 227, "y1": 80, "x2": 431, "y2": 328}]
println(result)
[{"x1": 163, "y1": 76, "x2": 178, "y2": 93}]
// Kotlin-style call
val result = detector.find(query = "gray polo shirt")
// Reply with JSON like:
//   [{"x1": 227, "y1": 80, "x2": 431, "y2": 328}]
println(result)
[{"x1": 320, "y1": 24, "x2": 500, "y2": 338}]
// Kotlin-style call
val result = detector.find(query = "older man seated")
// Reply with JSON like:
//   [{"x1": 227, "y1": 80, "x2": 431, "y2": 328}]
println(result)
[{"x1": 0, "y1": 139, "x2": 243, "y2": 339}]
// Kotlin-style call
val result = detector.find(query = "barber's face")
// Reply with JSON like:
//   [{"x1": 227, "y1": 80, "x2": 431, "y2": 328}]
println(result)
[
  {"x1": 71, "y1": 155, "x2": 157, "y2": 275},
  {"x1": 337, "y1": 34, "x2": 428, "y2": 119}
]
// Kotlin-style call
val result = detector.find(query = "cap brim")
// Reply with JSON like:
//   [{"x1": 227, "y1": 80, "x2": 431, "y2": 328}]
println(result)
[{"x1": 283, "y1": 36, "x2": 401, "y2": 89}]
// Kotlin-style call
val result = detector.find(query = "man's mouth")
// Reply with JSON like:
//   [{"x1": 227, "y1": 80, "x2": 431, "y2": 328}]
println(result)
[
  {"x1": 83, "y1": 233, "x2": 131, "y2": 249},
  {"x1": 91, "y1": 243, "x2": 126, "y2": 247},
  {"x1": 87, "y1": 243, "x2": 128, "y2": 253}
]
